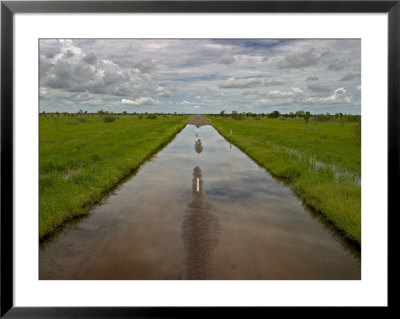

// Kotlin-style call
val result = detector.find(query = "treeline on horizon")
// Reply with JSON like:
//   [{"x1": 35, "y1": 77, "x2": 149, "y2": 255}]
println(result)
[
  {"x1": 40, "y1": 109, "x2": 361, "y2": 123},
  {"x1": 218, "y1": 110, "x2": 360, "y2": 123}
]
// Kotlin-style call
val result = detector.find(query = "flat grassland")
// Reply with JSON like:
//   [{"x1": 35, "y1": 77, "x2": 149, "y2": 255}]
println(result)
[
  {"x1": 39, "y1": 115, "x2": 189, "y2": 239},
  {"x1": 207, "y1": 116, "x2": 361, "y2": 245}
]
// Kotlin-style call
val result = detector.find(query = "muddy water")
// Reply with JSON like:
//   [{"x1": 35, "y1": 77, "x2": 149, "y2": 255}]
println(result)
[{"x1": 40, "y1": 123, "x2": 361, "y2": 280}]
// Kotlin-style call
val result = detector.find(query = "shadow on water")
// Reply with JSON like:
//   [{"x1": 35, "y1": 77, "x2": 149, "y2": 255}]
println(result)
[{"x1": 181, "y1": 167, "x2": 219, "y2": 279}]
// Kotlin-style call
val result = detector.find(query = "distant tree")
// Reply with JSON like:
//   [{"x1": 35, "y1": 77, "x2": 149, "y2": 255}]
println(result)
[
  {"x1": 97, "y1": 109, "x2": 105, "y2": 116},
  {"x1": 343, "y1": 114, "x2": 361, "y2": 122},
  {"x1": 122, "y1": 111, "x2": 128, "y2": 115},
  {"x1": 220, "y1": 110, "x2": 225, "y2": 117},
  {"x1": 295, "y1": 110, "x2": 305, "y2": 118},
  {"x1": 270, "y1": 110, "x2": 280, "y2": 118},
  {"x1": 231, "y1": 111, "x2": 246, "y2": 120}
]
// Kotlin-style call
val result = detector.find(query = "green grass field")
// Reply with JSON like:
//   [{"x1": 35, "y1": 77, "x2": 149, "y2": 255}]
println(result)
[
  {"x1": 39, "y1": 114, "x2": 190, "y2": 239},
  {"x1": 207, "y1": 116, "x2": 361, "y2": 245}
]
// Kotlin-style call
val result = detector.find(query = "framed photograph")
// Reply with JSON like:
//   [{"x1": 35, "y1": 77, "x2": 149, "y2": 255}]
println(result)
[{"x1": 1, "y1": 0, "x2": 396, "y2": 317}]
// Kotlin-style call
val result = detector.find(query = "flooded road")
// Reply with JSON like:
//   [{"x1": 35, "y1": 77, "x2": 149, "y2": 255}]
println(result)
[{"x1": 40, "y1": 118, "x2": 361, "y2": 280}]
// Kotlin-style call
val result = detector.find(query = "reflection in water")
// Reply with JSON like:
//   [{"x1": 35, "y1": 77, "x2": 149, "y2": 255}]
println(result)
[
  {"x1": 195, "y1": 139, "x2": 203, "y2": 154},
  {"x1": 182, "y1": 167, "x2": 219, "y2": 279},
  {"x1": 40, "y1": 123, "x2": 360, "y2": 280}
]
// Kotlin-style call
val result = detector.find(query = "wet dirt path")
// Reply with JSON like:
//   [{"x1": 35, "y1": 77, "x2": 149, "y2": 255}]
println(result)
[{"x1": 40, "y1": 116, "x2": 361, "y2": 280}]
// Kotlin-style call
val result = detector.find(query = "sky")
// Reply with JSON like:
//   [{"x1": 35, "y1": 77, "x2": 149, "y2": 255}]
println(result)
[{"x1": 39, "y1": 39, "x2": 361, "y2": 114}]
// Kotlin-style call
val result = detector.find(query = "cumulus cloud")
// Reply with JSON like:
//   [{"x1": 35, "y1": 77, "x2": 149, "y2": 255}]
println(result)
[
  {"x1": 257, "y1": 86, "x2": 353, "y2": 107},
  {"x1": 121, "y1": 97, "x2": 162, "y2": 105},
  {"x1": 307, "y1": 88, "x2": 352, "y2": 104},
  {"x1": 41, "y1": 53, "x2": 153, "y2": 97},
  {"x1": 218, "y1": 77, "x2": 262, "y2": 89},
  {"x1": 329, "y1": 88, "x2": 352, "y2": 102},
  {"x1": 292, "y1": 87, "x2": 304, "y2": 94},
  {"x1": 218, "y1": 53, "x2": 235, "y2": 65},
  {"x1": 39, "y1": 39, "x2": 361, "y2": 114}
]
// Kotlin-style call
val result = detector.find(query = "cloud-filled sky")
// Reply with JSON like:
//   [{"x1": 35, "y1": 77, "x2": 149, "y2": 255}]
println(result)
[{"x1": 39, "y1": 39, "x2": 361, "y2": 114}]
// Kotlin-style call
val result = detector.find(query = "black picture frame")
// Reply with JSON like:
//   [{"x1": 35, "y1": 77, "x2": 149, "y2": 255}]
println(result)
[{"x1": 1, "y1": 1, "x2": 397, "y2": 317}]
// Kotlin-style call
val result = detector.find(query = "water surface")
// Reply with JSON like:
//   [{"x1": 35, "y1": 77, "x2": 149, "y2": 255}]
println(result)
[{"x1": 40, "y1": 123, "x2": 361, "y2": 280}]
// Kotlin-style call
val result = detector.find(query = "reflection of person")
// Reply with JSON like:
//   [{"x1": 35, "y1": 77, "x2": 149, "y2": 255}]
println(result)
[
  {"x1": 181, "y1": 167, "x2": 219, "y2": 279},
  {"x1": 195, "y1": 139, "x2": 203, "y2": 154}
]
